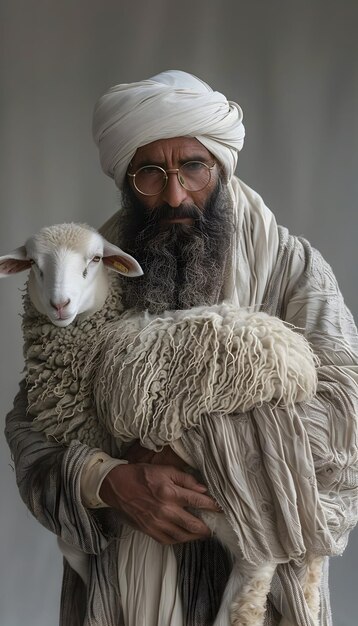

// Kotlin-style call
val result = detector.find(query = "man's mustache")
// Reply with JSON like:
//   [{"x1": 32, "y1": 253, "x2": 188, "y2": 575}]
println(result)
[{"x1": 147, "y1": 203, "x2": 202, "y2": 223}]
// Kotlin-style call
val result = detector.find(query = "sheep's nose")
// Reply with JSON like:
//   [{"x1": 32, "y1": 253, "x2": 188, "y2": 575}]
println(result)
[{"x1": 50, "y1": 298, "x2": 71, "y2": 311}]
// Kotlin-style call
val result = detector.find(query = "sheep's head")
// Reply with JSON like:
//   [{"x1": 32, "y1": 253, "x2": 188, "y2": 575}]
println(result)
[{"x1": 0, "y1": 223, "x2": 143, "y2": 327}]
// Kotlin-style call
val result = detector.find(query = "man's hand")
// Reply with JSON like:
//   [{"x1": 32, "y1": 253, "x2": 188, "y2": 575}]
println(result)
[{"x1": 99, "y1": 459, "x2": 219, "y2": 545}]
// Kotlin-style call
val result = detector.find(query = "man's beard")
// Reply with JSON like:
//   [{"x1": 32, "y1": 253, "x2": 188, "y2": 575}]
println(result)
[{"x1": 117, "y1": 179, "x2": 234, "y2": 314}]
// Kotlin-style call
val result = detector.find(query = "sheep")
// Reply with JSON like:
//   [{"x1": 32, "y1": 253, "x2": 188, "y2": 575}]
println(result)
[
  {"x1": 0, "y1": 222, "x2": 143, "y2": 325},
  {"x1": 0, "y1": 223, "x2": 322, "y2": 626},
  {"x1": 0, "y1": 220, "x2": 144, "y2": 596}
]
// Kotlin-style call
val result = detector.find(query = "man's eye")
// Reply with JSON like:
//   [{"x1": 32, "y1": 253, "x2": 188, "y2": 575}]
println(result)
[
  {"x1": 141, "y1": 166, "x2": 161, "y2": 176},
  {"x1": 182, "y1": 161, "x2": 206, "y2": 172}
]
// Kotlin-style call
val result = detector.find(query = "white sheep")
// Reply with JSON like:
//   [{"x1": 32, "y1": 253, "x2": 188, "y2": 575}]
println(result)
[
  {"x1": 0, "y1": 223, "x2": 322, "y2": 626},
  {"x1": 0, "y1": 222, "x2": 143, "y2": 325},
  {"x1": 0, "y1": 220, "x2": 144, "y2": 600}
]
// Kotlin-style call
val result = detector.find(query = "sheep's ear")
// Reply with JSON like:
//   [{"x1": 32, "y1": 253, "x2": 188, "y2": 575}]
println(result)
[
  {"x1": 102, "y1": 240, "x2": 143, "y2": 277},
  {"x1": 0, "y1": 246, "x2": 33, "y2": 278}
]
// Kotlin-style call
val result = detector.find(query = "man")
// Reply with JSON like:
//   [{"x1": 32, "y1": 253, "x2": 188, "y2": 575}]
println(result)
[{"x1": 5, "y1": 70, "x2": 358, "y2": 626}]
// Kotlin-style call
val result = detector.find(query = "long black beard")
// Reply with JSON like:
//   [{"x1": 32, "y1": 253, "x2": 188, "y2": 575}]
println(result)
[{"x1": 117, "y1": 179, "x2": 234, "y2": 314}]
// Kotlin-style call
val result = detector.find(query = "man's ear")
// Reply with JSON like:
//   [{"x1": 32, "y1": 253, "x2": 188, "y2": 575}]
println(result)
[
  {"x1": 0, "y1": 246, "x2": 33, "y2": 278},
  {"x1": 102, "y1": 240, "x2": 143, "y2": 277}
]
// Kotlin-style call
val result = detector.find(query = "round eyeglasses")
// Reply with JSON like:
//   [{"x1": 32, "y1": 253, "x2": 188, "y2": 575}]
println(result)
[{"x1": 127, "y1": 161, "x2": 216, "y2": 196}]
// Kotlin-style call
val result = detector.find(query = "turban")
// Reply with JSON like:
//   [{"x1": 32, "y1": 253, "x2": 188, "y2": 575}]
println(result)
[{"x1": 92, "y1": 70, "x2": 245, "y2": 190}]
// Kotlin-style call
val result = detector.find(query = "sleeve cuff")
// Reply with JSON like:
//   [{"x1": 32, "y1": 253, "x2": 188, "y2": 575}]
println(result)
[{"x1": 80, "y1": 451, "x2": 128, "y2": 509}]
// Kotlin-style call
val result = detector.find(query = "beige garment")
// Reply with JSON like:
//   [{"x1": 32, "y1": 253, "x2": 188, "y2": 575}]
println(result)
[
  {"x1": 118, "y1": 528, "x2": 183, "y2": 626},
  {"x1": 58, "y1": 452, "x2": 126, "y2": 586},
  {"x1": 81, "y1": 454, "x2": 184, "y2": 625}
]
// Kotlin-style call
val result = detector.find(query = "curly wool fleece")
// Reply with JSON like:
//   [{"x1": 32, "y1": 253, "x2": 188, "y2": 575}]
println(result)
[
  {"x1": 84, "y1": 305, "x2": 318, "y2": 451},
  {"x1": 23, "y1": 274, "x2": 124, "y2": 451},
  {"x1": 23, "y1": 274, "x2": 318, "y2": 451}
]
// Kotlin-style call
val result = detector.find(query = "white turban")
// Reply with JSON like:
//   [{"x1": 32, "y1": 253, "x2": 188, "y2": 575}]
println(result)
[{"x1": 92, "y1": 70, "x2": 245, "y2": 190}]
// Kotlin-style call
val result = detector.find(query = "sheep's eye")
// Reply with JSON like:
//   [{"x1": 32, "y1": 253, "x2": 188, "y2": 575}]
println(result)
[{"x1": 92, "y1": 255, "x2": 101, "y2": 263}]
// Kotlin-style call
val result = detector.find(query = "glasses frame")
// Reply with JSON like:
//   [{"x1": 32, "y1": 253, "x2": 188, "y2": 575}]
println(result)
[{"x1": 127, "y1": 161, "x2": 216, "y2": 196}]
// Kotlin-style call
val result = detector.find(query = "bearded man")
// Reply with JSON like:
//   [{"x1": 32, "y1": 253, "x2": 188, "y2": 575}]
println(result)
[{"x1": 5, "y1": 70, "x2": 358, "y2": 626}]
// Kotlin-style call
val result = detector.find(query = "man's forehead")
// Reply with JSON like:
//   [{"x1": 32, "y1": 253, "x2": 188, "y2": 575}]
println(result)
[{"x1": 131, "y1": 137, "x2": 214, "y2": 167}]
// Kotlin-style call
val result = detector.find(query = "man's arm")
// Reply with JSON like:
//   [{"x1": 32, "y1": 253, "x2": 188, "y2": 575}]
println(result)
[
  {"x1": 5, "y1": 380, "x2": 110, "y2": 554},
  {"x1": 5, "y1": 381, "x2": 219, "y2": 548},
  {"x1": 283, "y1": 245, "x2": 358, "y2": 540}
]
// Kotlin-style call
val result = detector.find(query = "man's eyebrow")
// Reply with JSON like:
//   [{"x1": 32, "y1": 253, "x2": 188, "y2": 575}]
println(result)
[
  {"x1": 178, "y1": 156, "x2": 214, "y2": 165},
  {"x1": 132, "y1": 159, "x2": 164, "y2": 169},
  {"x1": 133, "y1": 156, "x2": 214, "y2": 169}
]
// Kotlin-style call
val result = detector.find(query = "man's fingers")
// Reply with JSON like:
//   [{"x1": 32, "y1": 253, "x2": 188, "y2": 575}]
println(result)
[
  {"x1": 172, "y1": 468, "x2": 208, "y2": 492},
  {"x1": 177, "y1": 487, "x2": 220, "y2": 511},
  {"x1": 140, "y1": 510, "x2": 211, "y2": 544},
  {"x1": 170, "y1": 469, "x2": 220, "y2": 511}
]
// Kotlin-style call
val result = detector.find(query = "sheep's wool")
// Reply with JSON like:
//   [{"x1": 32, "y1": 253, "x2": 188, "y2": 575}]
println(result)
[
  {"x1": 23, "y1": 275, "x2": 317, "y2": 453},
  {"x1": 23, "y1": 273, "x2": 125, "y2": 452},
  {"x1": 83, "y1": 305, "x2": 318, "y2": 450}
]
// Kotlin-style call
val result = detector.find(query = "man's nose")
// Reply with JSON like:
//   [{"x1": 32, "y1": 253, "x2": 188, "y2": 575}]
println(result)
[{"x1": 161, "y1": 172, "x2": 189, "y2": 207}]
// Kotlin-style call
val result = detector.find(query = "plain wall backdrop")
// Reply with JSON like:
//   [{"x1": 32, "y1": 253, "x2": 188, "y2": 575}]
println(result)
[{"x1": 0, "y1": 1, "x2": 357, "y2": 624}]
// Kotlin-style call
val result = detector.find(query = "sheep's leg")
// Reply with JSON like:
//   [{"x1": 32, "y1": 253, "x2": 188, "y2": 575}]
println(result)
[
  {"x1": 212, "y1": 559, "x2": 275, "y2": 626},
  {"x1": 200, "y1": 511, "x2": 274, "y2": 626},
  {"x1": 213, "y1": 561, "x2": 242, "y2": 626},
  {"x1": 200, "y1": 511, "x2": 239, "y2": 626},
  {"x1": 230, "y1": 560, "x2": 276, "y2": 626},
  {"x1": 302, "y1": 556, "x2": 323, "y2": 625}
]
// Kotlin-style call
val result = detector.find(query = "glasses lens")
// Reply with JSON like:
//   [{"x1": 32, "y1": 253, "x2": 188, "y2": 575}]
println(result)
[
  {"x1": 134, "y1": 166, "x2": 166, "y2": 195},
  {"x1": 179, "y1": 162, "x2": 211, "y2": 191}
]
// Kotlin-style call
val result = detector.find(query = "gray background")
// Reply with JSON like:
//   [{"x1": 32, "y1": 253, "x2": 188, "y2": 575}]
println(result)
[{"x1": 0, "y1": 1, "x2": 357, "y2": 624}]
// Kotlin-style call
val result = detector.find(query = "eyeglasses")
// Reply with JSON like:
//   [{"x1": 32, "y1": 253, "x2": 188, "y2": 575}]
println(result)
[{"x1": 127, "y1": 161, "x2": 216, "y2": 196}]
